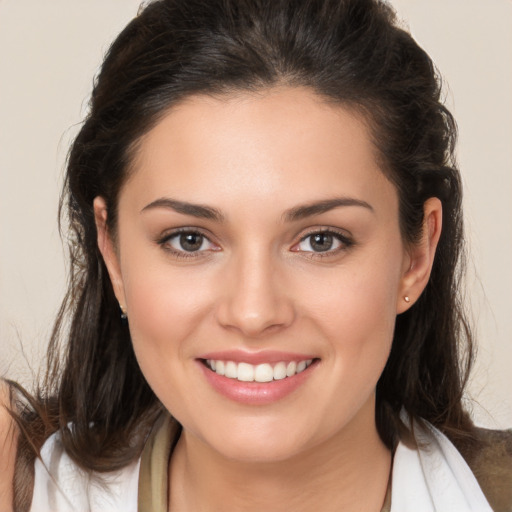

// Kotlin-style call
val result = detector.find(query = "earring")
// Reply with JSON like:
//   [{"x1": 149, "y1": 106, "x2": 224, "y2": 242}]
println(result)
[
  {"x1": 404, "y1": 296, "x2": 411, "y2": 303},
  {"x1": 120, "y1": 304, "x2": 128, "y2": 320}
]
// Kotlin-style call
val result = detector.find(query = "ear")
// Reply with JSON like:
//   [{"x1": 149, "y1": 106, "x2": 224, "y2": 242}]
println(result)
[
  {"x1": 93, "y1": 196, "x2": 126, "y2": 310},
  {"x1": 396, "y1": 197, "x2": 442, "y2": 314}
]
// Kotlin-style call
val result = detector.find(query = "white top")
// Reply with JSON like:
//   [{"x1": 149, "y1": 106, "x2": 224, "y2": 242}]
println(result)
[
  {"x1": 29, "y1": 415, "x2": 493, "y2": 512},
  {"x1": 391, "y1": 416, "x2": 493, "y2": 512},
  {"x1": 30, "y1": 432, "x2": 140, "y2": 512}
]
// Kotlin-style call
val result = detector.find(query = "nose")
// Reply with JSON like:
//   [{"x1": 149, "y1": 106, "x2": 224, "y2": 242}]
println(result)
[{"x1": 215, "y1": 248, "x2": 295, "y2": 338}]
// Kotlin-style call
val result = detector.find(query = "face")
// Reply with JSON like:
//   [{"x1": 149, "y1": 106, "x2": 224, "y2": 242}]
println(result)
[{"x1": 96, "y1": 87, "x2": 434, "y2": 463}]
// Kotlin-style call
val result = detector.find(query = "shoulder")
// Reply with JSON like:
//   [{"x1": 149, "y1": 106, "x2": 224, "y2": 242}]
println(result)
[
  {"x1": 395, "y1": 413, "x2": 510, "y2": 511},
  {"x1": 32, "y1": 429, "x2": 141, "y2": 512},
  {"x1": 462, "y1": 427, "x2": 512, "y2": 512},
  {"x1": 0, "y1": 380, "x2": 17, "y2": 512}
]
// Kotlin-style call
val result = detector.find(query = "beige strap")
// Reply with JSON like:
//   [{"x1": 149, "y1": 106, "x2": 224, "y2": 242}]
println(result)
[{"x1": 138, "y1": 414, "x2": 181, "y2": 512}]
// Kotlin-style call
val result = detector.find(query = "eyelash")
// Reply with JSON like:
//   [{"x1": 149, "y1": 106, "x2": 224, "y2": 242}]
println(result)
[
  {"x1": 157, "y1": 228, "x2": 218, "y2": 260},
  {"x1": 294, "y1": 229, "x2": 355, "y2": 258},
  {"x1": 157, "y1": 227, "x2": 354, "y2": 260}
]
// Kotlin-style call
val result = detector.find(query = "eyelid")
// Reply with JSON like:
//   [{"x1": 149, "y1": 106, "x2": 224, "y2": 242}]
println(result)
[
  {"x1": 156, "y1": 227, "x2": 221, "y2": 258},
  {"x1": 291, "y1": 227, "x2": 355, "y2": 255}
]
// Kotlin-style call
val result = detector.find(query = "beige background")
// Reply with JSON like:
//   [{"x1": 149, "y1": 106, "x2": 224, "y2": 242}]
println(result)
[{"x1": 1, "y1": 1, "x2": 511, "y2": 428}]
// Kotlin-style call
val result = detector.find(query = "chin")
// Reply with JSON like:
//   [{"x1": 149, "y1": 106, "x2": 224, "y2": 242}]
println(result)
[
  {"x1": 192, "y1": 414, "x2": 324, "y2": 464},
  {"x1": 214, "y1": 435, "x2": 307, "y2": 464}
]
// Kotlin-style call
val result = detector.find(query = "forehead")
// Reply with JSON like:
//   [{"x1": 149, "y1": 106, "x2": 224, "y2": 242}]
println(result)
[{"x1": 123, "y1": 87, "x2": 395, "y2": 215}]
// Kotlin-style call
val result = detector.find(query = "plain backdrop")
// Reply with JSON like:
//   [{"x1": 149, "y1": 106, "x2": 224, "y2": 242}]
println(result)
[{"x1": 1, "y1": 0, "x2": 511, "y2": 428}]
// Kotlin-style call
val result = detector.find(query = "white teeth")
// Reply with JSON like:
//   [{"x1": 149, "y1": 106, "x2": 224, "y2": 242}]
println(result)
[
  {"x1": 273, "y1": 362, "x2": 287, "y2": 380},
  {"x1": 237, "y1": 362, "x2": 254, "y2": 382},
  {"x1": 254, "y1": 363, "x2": 273, "y2": 382},
  {"x1": 286, "y1": 361, "x2": 297, "y2": 377},
  {"x1": 206, "y1": 359, "x2": 314, "y2": 382},
  {"x1": 216, "y1": 360, "x2": 225, "y2": 376},
  {"x1": 225, "y1": 361, "x2": 238, "y2": 379}
]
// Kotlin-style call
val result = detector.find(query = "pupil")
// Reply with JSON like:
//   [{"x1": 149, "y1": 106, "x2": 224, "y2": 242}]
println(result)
[
  {"x1": 311, "y1": 233, "x2": 333, "y2": 252},
  {"x1": 180, "y1": 233, "x2": 203, "y2": 251}
]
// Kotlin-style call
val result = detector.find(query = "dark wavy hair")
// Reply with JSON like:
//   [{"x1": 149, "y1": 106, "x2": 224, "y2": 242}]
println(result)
[{"x1": 12, "y1": 0, "x2": 474, "y2": 508}]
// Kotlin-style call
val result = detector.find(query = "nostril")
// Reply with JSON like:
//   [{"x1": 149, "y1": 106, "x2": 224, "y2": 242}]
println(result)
[{"x1": 215, "y1": 300, "x2": 296, "y2": 338}]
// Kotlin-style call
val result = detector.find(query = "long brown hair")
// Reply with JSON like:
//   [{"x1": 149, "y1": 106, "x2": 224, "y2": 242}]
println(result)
[{"x1": 12, "y1": 0, "x2": 474, "y2": 508}]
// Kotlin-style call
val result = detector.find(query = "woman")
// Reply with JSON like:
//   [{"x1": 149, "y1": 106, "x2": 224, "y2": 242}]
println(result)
[{"x1": 1, "y1": 0, "x2": 511, "y2": 510}]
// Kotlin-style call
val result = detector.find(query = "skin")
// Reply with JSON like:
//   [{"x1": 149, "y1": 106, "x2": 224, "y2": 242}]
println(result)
[
  {"x1": 95, "y1": 87, "x2": 442, "y2": 512},
  {"x1": 0, "y1": 381, "x2": 17, "y2": 512}
]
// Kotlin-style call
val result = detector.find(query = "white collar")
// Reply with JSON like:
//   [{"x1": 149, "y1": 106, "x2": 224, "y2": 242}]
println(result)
[{"x1": 391, "y1": 413, "x2": 493, "y2": 512}]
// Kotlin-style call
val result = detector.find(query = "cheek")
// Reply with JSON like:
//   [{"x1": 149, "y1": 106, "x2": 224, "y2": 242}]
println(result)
[
  {"x1": 121, "y1": 266, "x2": 220, "y2": 424},
  {"x1": 304, "y1": 259, "x2": 399, "y2": 335},
  {"x1": 120, "y1": 256, "x2": 215, "y2": 379},
  {"x1": 298, "y1": 248, "x2": 402, "y2": 377}
]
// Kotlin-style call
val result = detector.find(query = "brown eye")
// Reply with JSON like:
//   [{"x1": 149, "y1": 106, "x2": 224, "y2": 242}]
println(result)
[
  {"x1": 292, "y1": 230, "x2": 354, "y2": 256},
  {"x1": 164, "y1": 231, "x2": 215, "y2": 253},
  {"x1": 297, "y1": 232, "x2": 342, "y2": 253},
  {"x1": 179, "y1": 233, "x2": 204, "y2": 251},
  {"x1": 309, "y1": 233, "x2": 334, "y2": 252}
]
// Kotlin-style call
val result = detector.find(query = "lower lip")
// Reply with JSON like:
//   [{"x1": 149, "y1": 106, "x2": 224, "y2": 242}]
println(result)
[{"x1": 197, "y1": 360, "x2": 317, "y2": 405}]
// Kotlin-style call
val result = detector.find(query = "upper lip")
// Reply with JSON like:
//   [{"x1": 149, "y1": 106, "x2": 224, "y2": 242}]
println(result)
[{"x1": 197, "y1": 350, "x2": 317, "y2": 365}]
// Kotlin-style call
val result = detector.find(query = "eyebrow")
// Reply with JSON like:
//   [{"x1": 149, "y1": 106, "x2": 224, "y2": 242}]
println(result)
[
  {"x1": 283, "y1": 197, "x2": 374, "y2": 222},
  {"x1": 140, "y1": 196, "x2": 373, "y2": 223},
  {"x1": 141, "y1": 198, "x2": 225, "y2": 222}
]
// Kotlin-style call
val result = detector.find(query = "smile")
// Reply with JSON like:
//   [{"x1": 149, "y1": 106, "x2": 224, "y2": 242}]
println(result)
[
  {"x1": 198, "y1": 351, "x2": 319, "y2": 404},
  {"x1": 204, "y1": 359, "x2": 314, "y2": 382}
]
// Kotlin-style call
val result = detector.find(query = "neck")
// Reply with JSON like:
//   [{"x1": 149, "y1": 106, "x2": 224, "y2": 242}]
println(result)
[{"x1": 169, "y1": 400, "x2": 391, "y2": 512}]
